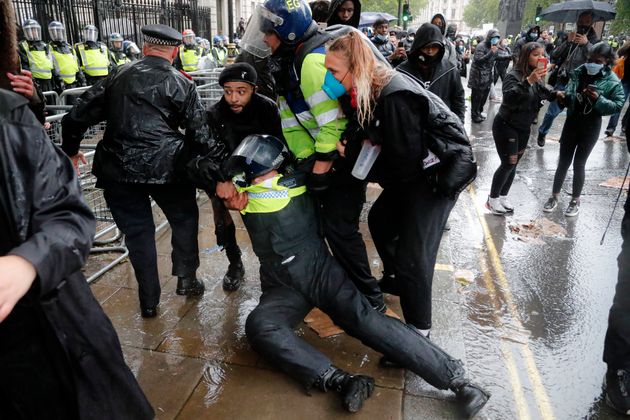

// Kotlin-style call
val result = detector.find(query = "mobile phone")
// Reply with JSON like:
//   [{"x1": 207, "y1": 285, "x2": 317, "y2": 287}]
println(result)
[
  {"x1": 537, "y1": 57, "x2": 548, "y2": 69},
  {"x1": 397, "y1": 41, "x2": 404, "y2": 48}
]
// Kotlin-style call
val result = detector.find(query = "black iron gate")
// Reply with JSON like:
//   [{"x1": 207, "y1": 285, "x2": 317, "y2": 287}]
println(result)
[{"x1": 12, "y1": 0, "x2": 213, "y2": 45}]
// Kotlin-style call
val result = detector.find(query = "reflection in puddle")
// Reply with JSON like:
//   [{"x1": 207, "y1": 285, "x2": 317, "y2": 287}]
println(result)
[{"x1": 202, "y1": 363, "x2": 227, "y2": 406}]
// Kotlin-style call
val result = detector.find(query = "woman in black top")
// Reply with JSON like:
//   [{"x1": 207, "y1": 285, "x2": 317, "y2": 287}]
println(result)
[{"x1": 486, "y1": 42, "x2": 553, "y2": 215}]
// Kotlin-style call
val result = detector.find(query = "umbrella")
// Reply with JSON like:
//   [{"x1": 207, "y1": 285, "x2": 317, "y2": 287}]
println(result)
[
  {"x1": 359, "y1": 12, "x2": 398, "y2": 28},
  {"x1": 539, "y1": 0, "x2": 616, "y2": 23}
]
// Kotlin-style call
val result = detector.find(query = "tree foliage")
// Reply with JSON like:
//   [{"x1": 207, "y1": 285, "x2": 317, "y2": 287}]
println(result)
[
  {"x1": 463, "y1": 0, "x2": 499, "y2": 29},
  {"x1": 361, "y1": 0, "x2": 428, "y2": 23},
  {"x1": 610, "y1": 0, "x2": 629, "y2": 35}
]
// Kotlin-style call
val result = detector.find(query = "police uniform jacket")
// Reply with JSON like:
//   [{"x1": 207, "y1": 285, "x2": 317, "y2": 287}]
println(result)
[
  {"x1": 0, "y1": 89, "x2": 154, "y2": 419},
  {"x1": 61, "y1": 55, "x2": 216, "y2": 185}
]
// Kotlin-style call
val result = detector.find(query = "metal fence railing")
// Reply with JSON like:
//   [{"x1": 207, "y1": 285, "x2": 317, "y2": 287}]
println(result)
[{"x1": 189, "y1": 68, "x2": 224, "y2": 109}]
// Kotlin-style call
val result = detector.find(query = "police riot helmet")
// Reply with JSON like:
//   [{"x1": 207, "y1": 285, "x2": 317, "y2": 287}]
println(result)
[
  {"x1": 213, "y1": 34, "x2": 223, "y2": 46},
  {"x1": 225, "y1": 134, "x2": 290, "y2": 182},
  {"x1": 22, "y1": 19, "x2": 42, "y2": 41},
  {"x1": 240, "y1": 0, "x2": 313, "y2": 58},
  {"x1": 109, "y1": 32, "x2": 124, "y2": 50},
  {"x1": 200, "y1": 38, "x2": 210, "y2": 51},
  {"x1": 48, "y1": 21, "x2": 66, "y2": 42},
  {"x1": 123, "y1": 40, "x2": 141, "y2": 56},
  {"x1": 82, "y1": 24, "x2": 99, "y2": 42},
  {"x1": 182, "y1": 29, "x2": 196, "y2": 46}
]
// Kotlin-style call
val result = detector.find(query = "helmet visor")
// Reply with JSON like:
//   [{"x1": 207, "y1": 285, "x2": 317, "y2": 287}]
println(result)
[
  {"x1": 183, "y1": 34, "x2": 196, "y2": 45},
  {"x1": 83, "y1": 27, "x2": 98, "y2": 42},
  {"x1": 128, "y1": 42, "x2": 140, "y2": 54},
  {"x1": 240, "y1": 4, "x2": 284, "y2": 58},
  {"x1": 49, "y1": 26, "x2": 66, "y2": 42},
  {"x1": 24, "y1": 26, "x2": 41, "y2": 41},
  {"x1": 225, "y1": 135, "x2": 287, "y2": 178},
  {"x1": 111, "y1": 40, "x2": 123, "y2": 50}
]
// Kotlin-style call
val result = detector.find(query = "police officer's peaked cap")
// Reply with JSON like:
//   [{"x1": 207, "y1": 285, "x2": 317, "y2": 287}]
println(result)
[
  {"x1": 141, "y1": 24, "x2": 182, "y2": 46},
  {"x1": 218, "y1": 63, "x2": 258, "y2": 86}
]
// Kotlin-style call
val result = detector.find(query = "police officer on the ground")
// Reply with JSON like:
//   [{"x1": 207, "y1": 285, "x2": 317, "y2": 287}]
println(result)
[
  {"x1": 238, "y1": 0, "x2": 386, "y2": 312},
  {"x1": 74, "y1": 24, "x2": 111, "y2": 86},
  {"x1": 204, "y1": 134, "x2": 490, "y2": 417},
  {"x1": 61, "y1": 24, "x2": 210, "y2": 318},
  {"x1": 190, "y1": 63, "x2": 284, "y2": 291},
  {"x1": 397, "y1": 23, "x2": 466, "y2": 123},
  {"x1": 18, "y1": 19, "x2": 57, "y2": 93},
  {"x1": 211, "y1": 35, "x2": 228, "y2": 67},
  {"x1": 48, "y1": 21, "x2": 85, "y2": 91},
  {"x1": 108, "y1": 32, "x2": 130, "y2": 67},
  {"x1": 174, "y1": 29, "x2": 203, "y2": 72}
]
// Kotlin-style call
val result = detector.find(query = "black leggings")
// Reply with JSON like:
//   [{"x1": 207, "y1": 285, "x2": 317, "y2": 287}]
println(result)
[
  {"x1": 490, "y1": 115, "x2": 530, "y2": 198},
  {"x1": 552, "y1": 113, "x2": 602, "y2": 197}
]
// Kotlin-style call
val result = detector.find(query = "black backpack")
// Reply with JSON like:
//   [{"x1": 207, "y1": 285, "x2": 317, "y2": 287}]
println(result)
[{"x1": 380, "y1": 72, "x2": 477, "y2": 198}]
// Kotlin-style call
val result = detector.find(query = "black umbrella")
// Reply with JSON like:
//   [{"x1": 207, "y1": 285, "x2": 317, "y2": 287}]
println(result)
[{"x1": 539, "y1": 0, "x2": 616, "y2": 23}]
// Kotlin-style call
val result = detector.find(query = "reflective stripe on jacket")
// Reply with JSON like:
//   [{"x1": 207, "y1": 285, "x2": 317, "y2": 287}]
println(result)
[
  {"x1": 236, "y1": 175, "x2": 307, "y2": 214},
  {"x1": 76, "y1": 43, "x2": 109, "y2": 77},
  {"x1": 179, "y1": 46, "x2": 201, "y2": 72},
  {"x1": 21, "y1": 41, "x2": 53, "y2": 80},
  {"x1": 51, "y1": 48, "x2": 79, "y2": 84}
]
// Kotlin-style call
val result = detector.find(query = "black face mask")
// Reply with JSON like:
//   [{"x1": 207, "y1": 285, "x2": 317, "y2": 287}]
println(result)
[{"x1": 418, "y1": 52, "x2": 441, "y2": 65}]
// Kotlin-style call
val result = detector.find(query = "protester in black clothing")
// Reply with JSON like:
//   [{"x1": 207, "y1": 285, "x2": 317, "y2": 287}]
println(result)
[
  {"x1": 371, "y1": 18, "x2": 405, "y2": 66},
  {"x1": 397, "y1": 23, "x2": 466, "y2": 123},
  {"x1": 326, "y1": 0, "x2": 360, "y2": 28},
  {"x1": 62, "y1": 24, "x2": 217, "y2": 317},
  {"x1": 602, "y1": 114, "x2": 630, "y2": 415},
  {"x1": 193, "y1": 63, "x2": 284, "y2": 291},
  {"x1": 543, "y1": 42, "x2": 625, "y2": 217},
  {"x1": 468, "y1": 29, "x2": 501, "y2": 123},
  {"x1": 430, "y1": 13, "x2": 457, "y2": 66},
  {"x1": 512, "y1": 25, "x2": 540, "y2": 64},
  {"x1": 0, "y1": 88, "x2": 154, "y2": 420},
  {"x1": 455, "y1": 37, "x2": 470, "y2": 78},
  {"x1": 487, "y1": 42, "x2": 553, "y2": 215}
]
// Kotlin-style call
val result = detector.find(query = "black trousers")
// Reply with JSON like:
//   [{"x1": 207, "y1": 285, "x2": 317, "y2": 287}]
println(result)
[
  {"x1": 471, "y1": 87, "x2": 491, "y2": 119},
  {"x1": 319, "y1": 168, "x2": 384, "y2": 309},
  {"x1": 490, "y1": 114, "x2": 530, "y2": 198},
  {"x1": 0, "y1": 300, "x2": 78, "y2": 419},
  {"x1": 604, "y1": 193, "x2": 630, "y2": 370},
  {"x1": 368, "y1": 180, "x2": 455, "y2": 330},
  {"x1": 245, "y1": 241, "x2": 465, "y2": 390},
  {"x1": 552, "y1": 113, "x2": 601, "y2": 197},
  {"x1": 103, "y1": 183, "x2": 199, "y2": 308},
  {"x1": 209, "y1": 195, "x2": 241, "y2": 263}
]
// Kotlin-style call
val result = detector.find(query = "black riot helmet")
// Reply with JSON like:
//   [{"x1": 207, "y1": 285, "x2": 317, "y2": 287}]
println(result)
[{"x1": 224, "y1": 134, "x2": 290, "y2": 183}]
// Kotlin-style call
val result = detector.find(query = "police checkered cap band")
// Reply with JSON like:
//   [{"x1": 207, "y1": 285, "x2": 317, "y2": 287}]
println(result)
[{"x1": 143, "y1": 34, "x2": 181, "y2": 46}]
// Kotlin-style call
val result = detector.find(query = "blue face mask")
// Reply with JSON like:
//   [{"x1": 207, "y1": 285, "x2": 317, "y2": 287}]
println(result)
[
  {"x1": 584, "y1": 62, "x2": 604, "y2": 75},
  {"x1": 375, "y1": 34, "x2": 389, "y2": 42},
  {"x1": 490, "y1": 37, "x2": 499, "y2": 45},
  {"x1": 322, "y1": 70, "x2": 347, "y2": 100},
  {"x1": 528, "y1": 32, "x2": 538, "y2": 40}
]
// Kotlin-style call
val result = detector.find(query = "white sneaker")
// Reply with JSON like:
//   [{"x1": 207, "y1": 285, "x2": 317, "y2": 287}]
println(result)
[
  {"x1": 486, "y1": 197, "x2": 507, "y2": 215},
  {"x1": 499, "y1": 196, "x2": 514, "y2": 212}
]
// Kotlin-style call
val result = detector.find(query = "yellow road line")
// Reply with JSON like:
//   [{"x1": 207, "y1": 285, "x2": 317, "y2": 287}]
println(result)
[
  {"x1": 469, "y1": 186, "x2": 555, "y2": 420},
  {"x1": 464, "y1": 205, "x2": 530, "y2": 419}
]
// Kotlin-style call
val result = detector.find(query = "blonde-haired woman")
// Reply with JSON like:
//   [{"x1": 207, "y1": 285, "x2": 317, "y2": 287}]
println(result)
[{"x1": 325, "y1": 31, "x2": 488, "y2": 418}]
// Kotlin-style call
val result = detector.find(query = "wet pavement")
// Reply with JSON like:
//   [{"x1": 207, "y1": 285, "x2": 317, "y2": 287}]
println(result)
[{"x1": 85, "y1": 84, "x2": 629, "y2": 419}]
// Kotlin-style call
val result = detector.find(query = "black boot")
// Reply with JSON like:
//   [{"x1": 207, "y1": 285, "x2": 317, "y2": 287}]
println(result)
[
  {"x1": 604, "y1": 368, "x2": 630, "y2": 415},
  {"x1": 537, "y1": 132, "x2": 546, "y2": 147},
  {"x1": 317, "y1": 367, "x2": 375, "y2": 413},
  {"x1": 176, "y1": 275, "x2": 205, "y2": 296},
  {"x1": 450, "y1": 379, "x2": 491, "y2": 419},
  {"x1": 223, "y1": 260, "x2": 245, "y2": 291},
  {"x1": 378, "y1": 274, "x2": 400, "y2": 296}
]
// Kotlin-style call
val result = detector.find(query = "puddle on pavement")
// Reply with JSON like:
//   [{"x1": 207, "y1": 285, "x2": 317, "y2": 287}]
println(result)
[
  {"x1": 508, "y1": 218, "x2": 568, "y2": 244},
  {"x1": 202, "y1": 363, "x2": 227, "y2": 406}
]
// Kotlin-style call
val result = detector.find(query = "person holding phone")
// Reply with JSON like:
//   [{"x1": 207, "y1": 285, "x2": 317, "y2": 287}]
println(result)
[
  {"x1": 543, "y1": 42, "x2": 625, "y2": 217},
  {"x1": 486, "y1": 42, "x2": 554, "y2": 214},
  {"x1": 537, "y1": 11, "x2": 599, "y2": 147}
]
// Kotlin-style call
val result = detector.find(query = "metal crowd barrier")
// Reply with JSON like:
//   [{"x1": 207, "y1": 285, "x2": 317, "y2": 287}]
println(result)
[{"x1": 189, "y1": 68, "x2": 224, "y2": 109}]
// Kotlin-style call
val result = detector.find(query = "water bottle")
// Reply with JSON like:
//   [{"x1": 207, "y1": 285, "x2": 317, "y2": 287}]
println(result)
[{"x1": 351, "y1": 139, "x2": 381, "y2": 180}]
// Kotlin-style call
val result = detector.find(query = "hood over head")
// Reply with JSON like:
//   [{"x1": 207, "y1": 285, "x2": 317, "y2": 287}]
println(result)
[
  {"x1": 525, "y1": 24, "x2": 540, "y2": 40},
  {"x1": 485, "y1": 28, "x2": 500, "y2": 43},
  {"x1": 409, "y1": 23, "x2": 445, "y2": 63},
  {"x1": 430, "y1": 13, "x2": 446, "y2": 35},
  {"x1": 327, "y1": 0, "x2": 361, "y2": 28}
]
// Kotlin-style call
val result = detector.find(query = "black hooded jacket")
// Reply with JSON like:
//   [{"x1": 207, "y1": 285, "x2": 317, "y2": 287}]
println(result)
[
  {"x1": 430, "y1": 13, "x2": 458, "y2": 67},
  {"x1": 498, "y1": 68, "x2": 554, "y2": 130},
  {"x1": 512, "y1": 25, "x2": 540, "y2": 62},
  {"x1": 61, "y1": 55, "x2": 222, "y2": 185},
  {"x1": 468, "y1": 29, "x2": 500, "y2": 89},
  {"x1": 326, "y1": 0, "x2": 361, "y2": 28},
  {"x1": 397, "y1": 23, "x2": 465, "y2": 122},
  {"x1": 0, "y1": 89, "x2": 154, "y2": 419}
]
